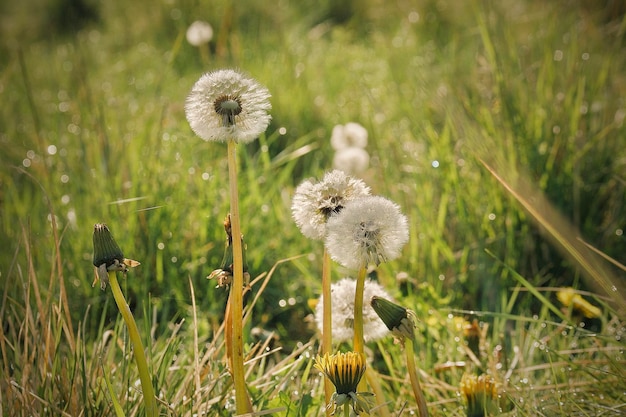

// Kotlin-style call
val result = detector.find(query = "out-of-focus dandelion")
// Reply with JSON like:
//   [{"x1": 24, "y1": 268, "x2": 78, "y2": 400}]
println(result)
[
  {"x1": 315, "y1": 278, "x2": 391, "y2": 343},
  {"x1": 185, "y1": 69, "x2": 271, "y2": 144},
  {"x1": 556, "y1": 287, "x2": 602, "y2": 319},
  {"x1": 330, "y1": 122, "x2": 368, "y2": 150},
  {"x1": 292, "y1": 169, "x2": 370, "y2": 240},
  {"x1": 333, "y1": 147, "x2": 370, "y2": 175},
  {"x1": 371, "y1": 296, "x2": 429, "y2": 417},
  {"x1": 314, "y1": 352, "x2": 374, "y2": 416},
  {"x1": 92, "y1": 224, "x2": 156, "y2": 417},
  {"x1": 186, "y1": 20, "x2": 213, "y2": 46},
  {"x1": 460, "y1": 373, "x2": 498, "y2": 417}
]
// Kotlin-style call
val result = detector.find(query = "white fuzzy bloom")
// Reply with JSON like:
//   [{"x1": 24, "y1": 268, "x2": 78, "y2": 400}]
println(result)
[
  {"x1": 325, "y1": 196, "x2": 409, "y2": 270},
  {"x1": 291, "y1": 170, "x2": 370, "y2": 240},
  {"x1": 330, "y1": 122, "x2": 368, "y2": 150},
  {"x1": 333, "y1": 147, "x2": 370, "y2": 175},
  {"x1": 185, "y1": 69, "x2": 271, "y2": 143},
  {"x1": 186, "y1": 20, "x2": 213, "y2": 46},
  {"x1": 315, "y1": 277, "x2": 391, "y2": 342}
]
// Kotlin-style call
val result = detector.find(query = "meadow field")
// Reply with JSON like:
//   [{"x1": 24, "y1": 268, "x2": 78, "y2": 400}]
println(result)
[{"x1": 1, "y1": 0, "x2": 625, "y2": 415}]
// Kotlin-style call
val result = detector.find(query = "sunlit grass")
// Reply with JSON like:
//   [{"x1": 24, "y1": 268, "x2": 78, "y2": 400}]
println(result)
[{"x1": 1, "y1": 0, "x2": 625, "y2": 415}]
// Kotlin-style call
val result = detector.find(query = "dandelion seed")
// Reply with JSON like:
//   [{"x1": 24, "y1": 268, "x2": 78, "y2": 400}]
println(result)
[
  {"x1": 185, "y1": 69, "x2": 271, "y2": 143},
  {"x1": 325, "y1": 196, "x2": 409, "y2": 270},
  {"x1": 330, "y1": 122, "x2": 368, "y2": 150},
  {"x1": 186, "y1": 20, "x2": 213, "y2": 46},
  {"x1": 291, "y1": 170, "x2": 370, "y2": 240},
  {"x1": 314, "y1": 352, "x2": 374, "y2": 415},
  {"x1": 315, "y1": 278, "x2": 391, "y2": 342}
]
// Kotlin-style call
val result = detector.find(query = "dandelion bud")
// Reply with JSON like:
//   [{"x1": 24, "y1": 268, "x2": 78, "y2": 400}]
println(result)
[{"x1": 370, "y1": 296, "x2": 417, "y2": 342}]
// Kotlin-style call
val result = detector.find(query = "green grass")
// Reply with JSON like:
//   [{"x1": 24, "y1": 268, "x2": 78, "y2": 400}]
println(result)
[{"x1": 1, "y1": 0, "x2": 625, "y2": 415}]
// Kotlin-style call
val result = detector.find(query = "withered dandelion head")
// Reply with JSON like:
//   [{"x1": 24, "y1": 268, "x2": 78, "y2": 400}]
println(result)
[
  {"x1": 185, "y1": 69, "x2": 271, "y2": 143},
  {"x1": 325, "y1": 195, "x2": 409, "y2": 270},
  {"x1": 315, "y1": 352, "x2": 373, "y2": 415},
  {"x1": 291, "y1": 170, "x2": 370, "y2": 240}
]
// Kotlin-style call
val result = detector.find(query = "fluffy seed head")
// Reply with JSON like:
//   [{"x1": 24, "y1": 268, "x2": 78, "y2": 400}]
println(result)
[
  {"x1": 315, "y1": 277, "x2": 391, "y2": 342},
  {"x1": 185, "y1": 69, "x2": 271, "y2": 143},
  {"x1": 325, "y1": 196, "x2": 409, "y2": 270},
  {"x1": 291, "y1": 170, "x2": 370, "y2": 240}
]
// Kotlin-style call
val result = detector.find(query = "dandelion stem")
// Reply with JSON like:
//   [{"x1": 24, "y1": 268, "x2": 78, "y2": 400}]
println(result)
[
  {"x1": 322, "y1": 248, "x2": 333, "y2": 414},
  {"x1": 107, "y1": 271, "x2": 157, "y2": 417},
  {"x1": 406, "y1": 338, "x2": 429, "y2": 417},
  {"x1": 227, "y1": 138, "x2": 253, "y2": 414},
  {"x1": 353, "y1": 264, "x2": 367, "y2": 391}
]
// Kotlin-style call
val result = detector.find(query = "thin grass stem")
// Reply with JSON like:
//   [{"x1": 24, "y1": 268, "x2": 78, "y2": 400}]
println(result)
[{"x1": 107, "y1": 271, "x2": 157, "y2": 417}]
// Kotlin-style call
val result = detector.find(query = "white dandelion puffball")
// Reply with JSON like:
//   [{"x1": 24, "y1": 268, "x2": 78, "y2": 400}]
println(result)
[
  {"x1": 292, "y1": 170, "x2": 370, "y2": 240},
  {"x1": 315, "y1": 277, "x2": 391, "y2": 343},
  {"x1": 330, "y1": 122, "x2": 368, "y2": 150},
  {"x1": 186, "y1": 20, "x2": 213, "y2": 46},
  {"x1": 185, "y1": 69, "x2": 271, "y2": 143},
  {"x1": 333, "y1": 147, "x2": 370, "y2": 175},
  {"x1": 325, "y1": 196, "x2": 409, "y2": 270}
]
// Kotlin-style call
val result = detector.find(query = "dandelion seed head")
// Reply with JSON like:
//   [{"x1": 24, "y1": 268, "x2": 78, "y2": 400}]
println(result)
[
  {"x1": 186, "y1": 20, "x2": 213, "y2": 46},
  {"x1": 330, "y1": 122, "x2": 368, "y2": 150},
  {"x1": 185, "y1": 69, "x2": 271, "y2": 143},
  {"x1": 325, "y1": 196, "x2": 409, "y2": 270},
  {"x1": 291, "y1": 170, "x2": 370, "y2": 240},
  {"x1": 315, "y1": 278, "x2": 391, "y2": 342},
  {"x1": 333, "y1": 147, "x2": 370, "y2": 175}
]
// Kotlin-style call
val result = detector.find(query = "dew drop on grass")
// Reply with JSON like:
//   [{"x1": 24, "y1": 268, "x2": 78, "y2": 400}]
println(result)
[{"x1": 22, "y1": 158, "x2": 31, "y2": 167}]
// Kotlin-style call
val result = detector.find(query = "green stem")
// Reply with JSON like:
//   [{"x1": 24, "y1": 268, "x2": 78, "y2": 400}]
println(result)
[
  {"x1": 406, "y1": 338, "x2": 429, "y2": 417},
  {"x1": 322, "y1": 249, "x2": 333, "y2": 414},
  {"x1": 107, "y1": 271, "x2": 157, "y2": 417},
  {"x1": 343, "y1": 402, "x2": 350, "y2": 417},
  {"x1": 353, "y1": 265, "x2": 367, "y2": 391},
  {"x1": 227, "y1": 139, "x2": 253, "y2": 414}
]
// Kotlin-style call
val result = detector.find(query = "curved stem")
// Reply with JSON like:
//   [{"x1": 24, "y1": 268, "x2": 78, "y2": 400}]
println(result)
[
  {"x1": 107, "y1": 271, "x2": 157, "y2": 417},
  {"x1": 365, "y1": 368, "x2": 391, "y2": 417},
  {"x1": 353, "y1": 265, "x2": 367, "y2": 391},
  {"x1": 406, "y1": 338, "x2": 429, "y2": 417},
  {"x1": 227, "y1": 139, "x2": 253, "y2": 414},
  {"x1": 322, "y1": 249, "x2": 333, "y2": 414}
]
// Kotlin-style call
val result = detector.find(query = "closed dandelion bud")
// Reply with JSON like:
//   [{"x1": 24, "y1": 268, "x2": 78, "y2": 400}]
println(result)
[
  {"x1": 370, "y1": 296, "x2": 417, "y2": 342},
  {"x1": 93, "y1": 223, "x2": 124, "y2": 268},
  {"x1": 92, "y1": 223, "x2": 139, "y2": 290}
]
